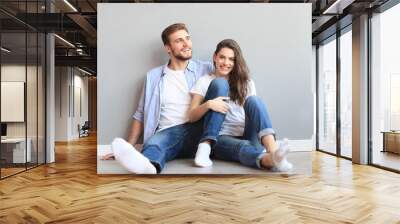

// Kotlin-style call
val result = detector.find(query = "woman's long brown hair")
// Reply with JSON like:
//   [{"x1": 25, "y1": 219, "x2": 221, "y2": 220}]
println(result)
[{"x1": 214, "y1": 39, "x2": 250, "y2": 105}]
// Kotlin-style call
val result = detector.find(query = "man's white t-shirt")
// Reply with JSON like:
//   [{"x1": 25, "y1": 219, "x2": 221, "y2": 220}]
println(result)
[
  {"x1": 190, "y1": 74, "x2": 256, "y2": 137},
  {"x1": 158, "y1": 67, "x2": 191, "y2": 131}
]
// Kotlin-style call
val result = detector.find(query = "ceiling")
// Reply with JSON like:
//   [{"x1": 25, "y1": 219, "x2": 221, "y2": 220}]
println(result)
[{"x1": 0, "y1": 0, "x2": 392, "y2": 75}]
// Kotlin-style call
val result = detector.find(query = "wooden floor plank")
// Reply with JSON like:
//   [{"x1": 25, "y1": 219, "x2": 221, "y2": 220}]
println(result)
[{"x1": 1, "y1": 134, "x2": 400, "y2": 223}]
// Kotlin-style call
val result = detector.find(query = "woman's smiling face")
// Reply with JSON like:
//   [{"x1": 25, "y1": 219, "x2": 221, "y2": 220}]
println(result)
[{"x1": 213, "y1": 47, "x2": 235, "y2": 77}]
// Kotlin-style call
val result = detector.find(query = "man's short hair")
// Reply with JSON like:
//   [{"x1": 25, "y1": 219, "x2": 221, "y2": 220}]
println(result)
[{"x1": 161, "y1": 23, "x2": 189, "y2": 45}]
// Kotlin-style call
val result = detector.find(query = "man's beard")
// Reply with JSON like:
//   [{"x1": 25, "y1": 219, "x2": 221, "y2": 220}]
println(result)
[{"x1": 172, "y1": 49, "x2": 192, "y2": 61}]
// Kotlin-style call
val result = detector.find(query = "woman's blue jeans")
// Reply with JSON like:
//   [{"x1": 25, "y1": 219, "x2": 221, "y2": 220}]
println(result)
[
  {"x1": 213, "y1": 96, "x2": 275, "y2": 169},
  {"x1": 199, "y1": 78, "x2": 230, "y2": 144}
]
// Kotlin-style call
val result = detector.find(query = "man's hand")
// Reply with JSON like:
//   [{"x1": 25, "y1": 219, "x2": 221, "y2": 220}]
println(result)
[
  {"x1": 207, "y1": 97, "x2": 230, "y2": 114},
  {"x1": 100, "y1": 143, "x2": 143, "y2": 160},
  {"x1": 101, "y1": 153, "x2": 115, "y2": 160}
]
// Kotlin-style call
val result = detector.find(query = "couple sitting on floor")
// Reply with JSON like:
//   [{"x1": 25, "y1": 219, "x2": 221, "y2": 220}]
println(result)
[{"x1": 102, "y1": 23, "x2": 293, "y2": 174}]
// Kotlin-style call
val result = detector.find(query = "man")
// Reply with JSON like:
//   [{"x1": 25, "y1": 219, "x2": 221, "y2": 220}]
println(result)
[{"x1": 103, "y1": 23, "x2": 229, "y2": 174}]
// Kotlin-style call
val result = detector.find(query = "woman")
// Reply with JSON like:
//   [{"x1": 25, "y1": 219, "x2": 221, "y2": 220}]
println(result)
[{"x1": 188, "y1": 39, "x2": 292, "y2": 171}]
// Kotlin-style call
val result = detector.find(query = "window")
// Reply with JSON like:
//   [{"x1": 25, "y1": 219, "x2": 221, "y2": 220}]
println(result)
[
  {"x1": 371, "y1": 2, "x2": 400, "y2": 171},
  {"x1": 0, "y1": 1, "x2": 47, "y2": 179},
  {"x1": 318, "y1": 37, "x2": 337, "y2": 154},
  {"x1": 340, "y1": 29, "x2": 352, "y2": 158}
]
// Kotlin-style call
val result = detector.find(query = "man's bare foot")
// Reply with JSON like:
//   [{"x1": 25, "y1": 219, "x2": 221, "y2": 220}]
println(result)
[{"x1": 101, "y1": 153, "x2": 115, "y2": 160}]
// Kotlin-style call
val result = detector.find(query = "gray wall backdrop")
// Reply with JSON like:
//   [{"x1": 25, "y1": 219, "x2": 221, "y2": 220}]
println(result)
[{"x1": 98, "y1": 3, "x2": 313, "y2": 145}]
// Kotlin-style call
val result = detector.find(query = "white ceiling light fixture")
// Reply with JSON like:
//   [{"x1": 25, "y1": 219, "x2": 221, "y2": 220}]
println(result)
[
  {"x1": 54, "y1": 34, "x2": 75, "y2": 48},
  {"x1": 63, "y1": 0, "x2": 78, "y2": 12},
  {"x1": 1, "y1": 47, "x2": 11, "y2": 53},
  {"x1": 323, "y1": 0, "x2": 355, "y2": 15},
  {"x1": 78, "y1": 67, "x2": 93, "y2": 76},
  {"x1": 76, "y1": 48, "x2": 86, "y2": 56}
]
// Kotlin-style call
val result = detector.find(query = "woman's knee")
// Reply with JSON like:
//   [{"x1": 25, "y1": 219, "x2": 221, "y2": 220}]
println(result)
[
  {"x1": 209, "y1": 77, "x2": 229, "y2": 93},
  {"x1": 245, "y1": 95, "x2": 262, "y2": 105},
  {"x1": 244, "y1": 95, "x2": 265, "y2": 109}
]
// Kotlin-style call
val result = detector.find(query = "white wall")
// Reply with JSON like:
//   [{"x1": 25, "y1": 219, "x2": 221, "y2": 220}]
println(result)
[
  {"x1": 72, "y1": 72, "x2": 89, "y2": 138},
  {"x1": 55, "y1": 67, "x2": 68, "y2": 141},
  {"x1": 55, "y1": 67, "x2": 89, "y2": 141}
]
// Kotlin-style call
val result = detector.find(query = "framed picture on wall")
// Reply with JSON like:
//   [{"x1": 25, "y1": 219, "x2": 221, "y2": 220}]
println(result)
[{"x1": 1, "y1": 81, "x2": 25, "y2": 122}]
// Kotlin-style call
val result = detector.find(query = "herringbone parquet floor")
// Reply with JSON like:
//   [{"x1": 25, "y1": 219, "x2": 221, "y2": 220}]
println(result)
[{"x1": 1, "y1": 134, "x2": 400, "y2": 223}]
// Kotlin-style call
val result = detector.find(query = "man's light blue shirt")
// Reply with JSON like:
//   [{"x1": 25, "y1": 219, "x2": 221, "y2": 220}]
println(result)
[{"x1": 133, "y1": 59, "x2": 213, "y2": 144}]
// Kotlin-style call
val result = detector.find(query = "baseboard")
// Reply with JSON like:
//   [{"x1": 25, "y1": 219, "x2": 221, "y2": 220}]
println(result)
[
  {"x1": 97, "y1": 138, "x2": 315, "y2": 156},
  {"x1": 288, "y1": 139, "x2": 315, "y2": 152}
]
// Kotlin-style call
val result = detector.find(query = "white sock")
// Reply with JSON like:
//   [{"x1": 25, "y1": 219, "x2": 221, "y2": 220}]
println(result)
[
  {"x1": 272, "y1": 138, "x2": 290, "y2": 164},
  {"x1": 272, "y1": 138, "x2": 293, "y2": 172},
  {"x1": 112, "y1": 138, "x2": 156, "y2": 174},
  {"x1": 194, "y1": 142, "x2": 213, "y2": 167},
  {"x1": 273, "y1": 158, "x2": 293, "y2": 172}
]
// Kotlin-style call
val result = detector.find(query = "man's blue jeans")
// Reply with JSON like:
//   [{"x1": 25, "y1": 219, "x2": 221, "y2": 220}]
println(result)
[
  {"x1": 141, "y1": 122, "x2": 202, "y2": 173},
  {"x1": 141, "y1": 78, "x2": 229, "y2": 173},
  {"x1": 213, "y1": 96, "x2": 275, "y2": 169}
]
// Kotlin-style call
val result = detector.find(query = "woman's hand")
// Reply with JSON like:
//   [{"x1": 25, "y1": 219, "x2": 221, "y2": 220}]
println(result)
[{"x1": 207, "y1": 97, "x2": 230, "y2": 113}]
